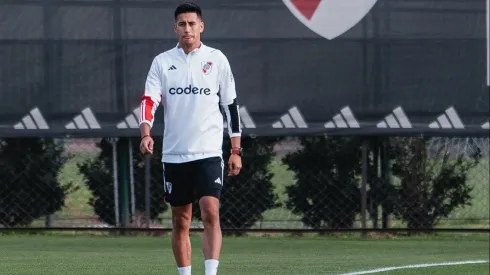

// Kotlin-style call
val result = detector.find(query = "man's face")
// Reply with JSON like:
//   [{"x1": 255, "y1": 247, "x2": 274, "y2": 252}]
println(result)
[{"x1": 174, "y1": 12, "x2": 204, "y2": 47}]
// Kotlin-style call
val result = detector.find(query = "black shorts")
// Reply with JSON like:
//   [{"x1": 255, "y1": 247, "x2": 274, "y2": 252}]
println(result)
[{"x1": 163, "y1": 156, "x2": 224, "y2": 207}]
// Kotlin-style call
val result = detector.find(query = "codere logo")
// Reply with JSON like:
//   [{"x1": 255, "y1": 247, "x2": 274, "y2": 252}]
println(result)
[
  {"x1": 283, "y1": 0, "x2": 378, "y2": 40},
  {"x1": 169, "y1": 85, "x2": 211, "y2": 95}
]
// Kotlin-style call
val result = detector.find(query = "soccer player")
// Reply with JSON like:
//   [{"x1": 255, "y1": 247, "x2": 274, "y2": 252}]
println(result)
[{"x1": 138, "y1": 2, "x2": 242, "y2": 275}]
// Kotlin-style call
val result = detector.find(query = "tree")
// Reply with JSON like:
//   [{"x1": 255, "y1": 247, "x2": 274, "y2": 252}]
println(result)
[
  {"x1": 282, "y1": 137, "x2": 362, "y2": 229},
  {"x1": 0, "y1": 138, "x2": 71, "y2": 227},
  {"x1": 389, "y1": 137, "x2": 481, "y2": 229},
  {"x1": 78, "y1": 137, "x2": 169, "y2": 226},
  {"x1": 192, "y1": 137, "x2": 281, "y2": 232}
]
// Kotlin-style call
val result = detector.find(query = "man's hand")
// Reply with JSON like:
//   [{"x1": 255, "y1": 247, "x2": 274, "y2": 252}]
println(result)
[
  {"x1": 228, "y1": 154, "x2": 242, "y2": 176},
  {"x1": 140, "y1": 136, "x2": 154, "y2": 155}
]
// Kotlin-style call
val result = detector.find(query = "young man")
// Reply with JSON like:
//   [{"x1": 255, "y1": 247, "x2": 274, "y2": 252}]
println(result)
[{"x1": 138, "y1": 2, "x2": 242, "y2": 275}]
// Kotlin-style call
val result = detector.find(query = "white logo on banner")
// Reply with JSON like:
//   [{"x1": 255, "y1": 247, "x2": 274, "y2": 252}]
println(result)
[
  {"x1": 13, "y1": 107, "x2": 49, "y2": 130},
  {"x1": 117, "y1": 107, "x2": 140, "y2": 129},
  {"x1": 282, "y1": 0, "x2": 378, "y2": 40},
  {"x1": 377, "y1": 107, "x2": 412, "y2": 129},
  {"x1": 482, "y1": 121, "x2": 489, "y2": 129},
  {"x1": 223, "y1": 106, "x2": 256, "y2": 129},
  {"x1": 272, "y1": 106, "x2": 308, "y2": 128},
  {"x1": 428, "y1": 107, "x2": 465, "y2": 129},
  {"x1": 65, "y1": 107, "x2": 101, "y2": 129},
  {"x1": 324, "y1": 107, "x2": 360, "y2": 128},
  {"x1": 238, "y1": 106, "x2": 256, "y2": 128}
]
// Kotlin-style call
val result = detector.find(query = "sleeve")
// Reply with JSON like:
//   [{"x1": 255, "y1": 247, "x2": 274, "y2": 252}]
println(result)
[
  {"x1": 139, "y1": 57, "x2": 164, "y2": 128},
  {"x1": 218, "y1": 52, "x2": 237, "y2": 106},
  {"x1": 223, "y1": 99, "x2": 241, "y2": 138},
  {"x1": 218, "y1": 52, "x2": 242, "y2": 138}
]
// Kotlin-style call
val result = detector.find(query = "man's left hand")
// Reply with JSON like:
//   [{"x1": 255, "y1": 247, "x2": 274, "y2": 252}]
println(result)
[{"x1": 228, "y1": 154, "x2": 242, "y2": 176}]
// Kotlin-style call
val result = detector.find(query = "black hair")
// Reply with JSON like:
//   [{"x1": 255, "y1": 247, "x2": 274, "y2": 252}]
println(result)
[{"x1": 174, "y1": 2, "x2": 202, "y2": 21}]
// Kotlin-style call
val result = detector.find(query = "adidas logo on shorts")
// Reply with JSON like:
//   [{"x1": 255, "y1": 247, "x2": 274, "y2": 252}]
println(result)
[{"x1": 214, "y1": 178, "x2": 222, "y2": 185}]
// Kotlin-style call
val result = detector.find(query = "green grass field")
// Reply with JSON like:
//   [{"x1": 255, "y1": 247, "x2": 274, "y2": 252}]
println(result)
[
  {"x1": 0, "y1": 233, "x2": 488, "y2": 275},
  {"x1": 5, "y1": 139, "x2": 490, "y2": 274}
]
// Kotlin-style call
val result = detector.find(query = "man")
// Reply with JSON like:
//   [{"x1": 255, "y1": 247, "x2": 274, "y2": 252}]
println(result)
[{"x1": 138, "y1": 2, "x2": 242, "y2": 275}]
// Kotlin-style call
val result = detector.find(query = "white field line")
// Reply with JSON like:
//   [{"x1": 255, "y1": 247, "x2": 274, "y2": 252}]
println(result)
[{"x1": 335, "y1": 260, "x2": 489, "y2": 275}]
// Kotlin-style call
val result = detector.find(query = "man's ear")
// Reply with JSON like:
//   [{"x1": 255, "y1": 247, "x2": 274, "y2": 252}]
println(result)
[{"x1": 200, "y1": 21, "x2": 204, "y2": 33}]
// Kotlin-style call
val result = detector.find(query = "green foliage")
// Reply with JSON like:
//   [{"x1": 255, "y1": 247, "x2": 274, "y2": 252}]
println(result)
[
  {"x1": 78, "y1": 138, "x2": 168, "y2": 226},
  {"x1": 131, "y1": 137, "x2": 170, "y2": 222},
  {"x1": 389, "y1": 137, "x2": 481, "y2": 229},
  {"x1": 282, "y1": 137, "x2": 362, "y2": 229},
  {"x1": 78, "y1": 139, "x2": 115, "y2": 225},
  {"x1": 0, "y1": 138, "x2": 71, "y2": 227},
  {"x1": 193, "y1": 137, "x2": 281, "y2": 231}
]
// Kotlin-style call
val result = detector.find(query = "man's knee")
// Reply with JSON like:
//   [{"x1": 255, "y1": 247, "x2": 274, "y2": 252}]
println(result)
[
  {"x1": 199, "y1": 196, "x2": 220, "y2": 226},
  {"x1": 172, "y1": 205, "x2": 192, "y2": 232}
]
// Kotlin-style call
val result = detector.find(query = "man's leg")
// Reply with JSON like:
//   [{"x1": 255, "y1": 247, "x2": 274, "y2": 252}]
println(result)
[
  {"x1": 200, "y1": 196, "x2": 222, "y2": 258},
  {"x1": 171, "y1": 204, "x2": 193, "y2": 275},
  {"x1": 163, "y1": 161, "x2": 194, "y2": 275},
  {"x1": 194, "y1": 157, "x2": 224, "y2": 275}
]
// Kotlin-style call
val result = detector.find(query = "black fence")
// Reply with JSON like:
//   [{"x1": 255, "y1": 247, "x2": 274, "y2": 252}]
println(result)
[
  {"x1": 0, "y1": 0, "x2": 488, "y2": 234},
  {"x1": 0, "y1": 136, "x2": 488, "y2": 233}
]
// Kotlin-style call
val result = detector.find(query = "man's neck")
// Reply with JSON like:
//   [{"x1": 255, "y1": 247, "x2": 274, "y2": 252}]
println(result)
[{"x1": 179, "y1": 42, "x2": 201, "y2": 54}]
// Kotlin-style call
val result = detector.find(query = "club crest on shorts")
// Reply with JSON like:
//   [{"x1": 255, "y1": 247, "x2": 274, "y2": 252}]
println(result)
[
  {"x1": 201, "y1": 61, "x2": 213, "y2": 75},
  {"x1": 166, "y1": 181, "x2": 172, "y2": 194}
]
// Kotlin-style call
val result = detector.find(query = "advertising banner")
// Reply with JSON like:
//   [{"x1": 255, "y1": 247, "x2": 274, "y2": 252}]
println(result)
[{"x1": 0, "y1": 0, "x2": 488, "y2": 137}]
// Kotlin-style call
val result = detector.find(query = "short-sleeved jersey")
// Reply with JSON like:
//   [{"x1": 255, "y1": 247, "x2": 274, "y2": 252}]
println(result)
[{"x1": 139, "y1": 43, "x2": 241, "y2": 163}]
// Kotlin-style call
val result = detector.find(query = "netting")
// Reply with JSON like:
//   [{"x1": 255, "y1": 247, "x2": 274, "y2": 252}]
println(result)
[{"x1": 0, "y1": 136, "x2": 487, "y2": 231}]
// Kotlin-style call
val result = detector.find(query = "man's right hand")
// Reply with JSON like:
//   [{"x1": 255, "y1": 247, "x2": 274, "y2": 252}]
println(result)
[{"x1": 140, "y1": 136, "x2": 154, "y2": 155}]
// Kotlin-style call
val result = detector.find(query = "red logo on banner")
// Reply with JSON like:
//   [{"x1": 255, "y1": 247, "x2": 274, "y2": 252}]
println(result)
[
  {"x1": 283, "y1": 0, "x2": 378, "y2": 40},
  {"x1": 291, "y1": 0, "x2": 322, "y2": 20}
]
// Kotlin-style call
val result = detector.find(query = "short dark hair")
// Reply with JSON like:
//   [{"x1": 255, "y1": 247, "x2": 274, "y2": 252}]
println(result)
[{"x1": 174, "y1": 2, "x2": 202, "y2": 21}]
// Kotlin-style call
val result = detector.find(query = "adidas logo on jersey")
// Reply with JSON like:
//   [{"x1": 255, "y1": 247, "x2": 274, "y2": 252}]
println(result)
[
  {"x1": 324, "y1": 106, "x2": 359, "y2": 128},
  {"x1": 214, "y1": 178, "x2": 222, "y2": 185},
  {"x1": 377, "y1": 107, "x2": 412, "y2": 128},
  {"x1": 272, "y1": 106, "x2": 307, "y2": 128},
  {"x1": 13, "y1": 107, "x2": 49, "y2": 130},
  {"x1": 168, "y1": 65, "x2": 177, "y2": 70},
  {"x1": 428, "y1": 107, "x2": 464, "y2": 129},
  {"x1": 65, "y1": 107, "x2": 101, "y2": 129}
]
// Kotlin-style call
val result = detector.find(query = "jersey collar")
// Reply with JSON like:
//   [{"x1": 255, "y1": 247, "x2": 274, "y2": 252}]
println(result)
[{"x1": 176, "y1": 42, "x2": 205, "y2": 55}]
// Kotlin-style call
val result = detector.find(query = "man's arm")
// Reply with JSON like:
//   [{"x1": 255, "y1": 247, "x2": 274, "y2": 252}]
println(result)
[
  {"x1": 218, "y1": 51, "x2": 242, "y2": 145},
  {"x1": 230, "y1": 136, "x2": 241, "y2": 150},
  {"x1": 139, "y1": 56, "x2": 164, "y2": 135},
  {"x1": 139, "y1": 56, "x2": 164, "y2": 153},
  {"x1": 140, "y1": 123, "x2": 151, "y2": 138},
  {"x1": 224, "y1": 99, "x2": 241, "y2": 152},
  {"x1": 218, "y1": 51, "x2": 242, "y2": 176}
]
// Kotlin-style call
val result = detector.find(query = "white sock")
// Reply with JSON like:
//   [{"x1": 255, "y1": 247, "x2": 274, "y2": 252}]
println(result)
[
  {"x1": 177, "y1": 265, "x2": 191, "y2": 275},
  {"x1": 204, "y1": 259, "x2": 219, "y2": 275}
]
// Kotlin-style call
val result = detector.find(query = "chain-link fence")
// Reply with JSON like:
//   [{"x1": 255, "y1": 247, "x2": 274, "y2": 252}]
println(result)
[{"x1": 0, "y1": 135, "x2": 487, "y2": 231}]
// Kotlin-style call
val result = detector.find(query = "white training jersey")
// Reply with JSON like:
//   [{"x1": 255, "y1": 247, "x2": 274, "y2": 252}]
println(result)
[{"x1": 139, "y1": 43, "x2": 241, "y2": 163}]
